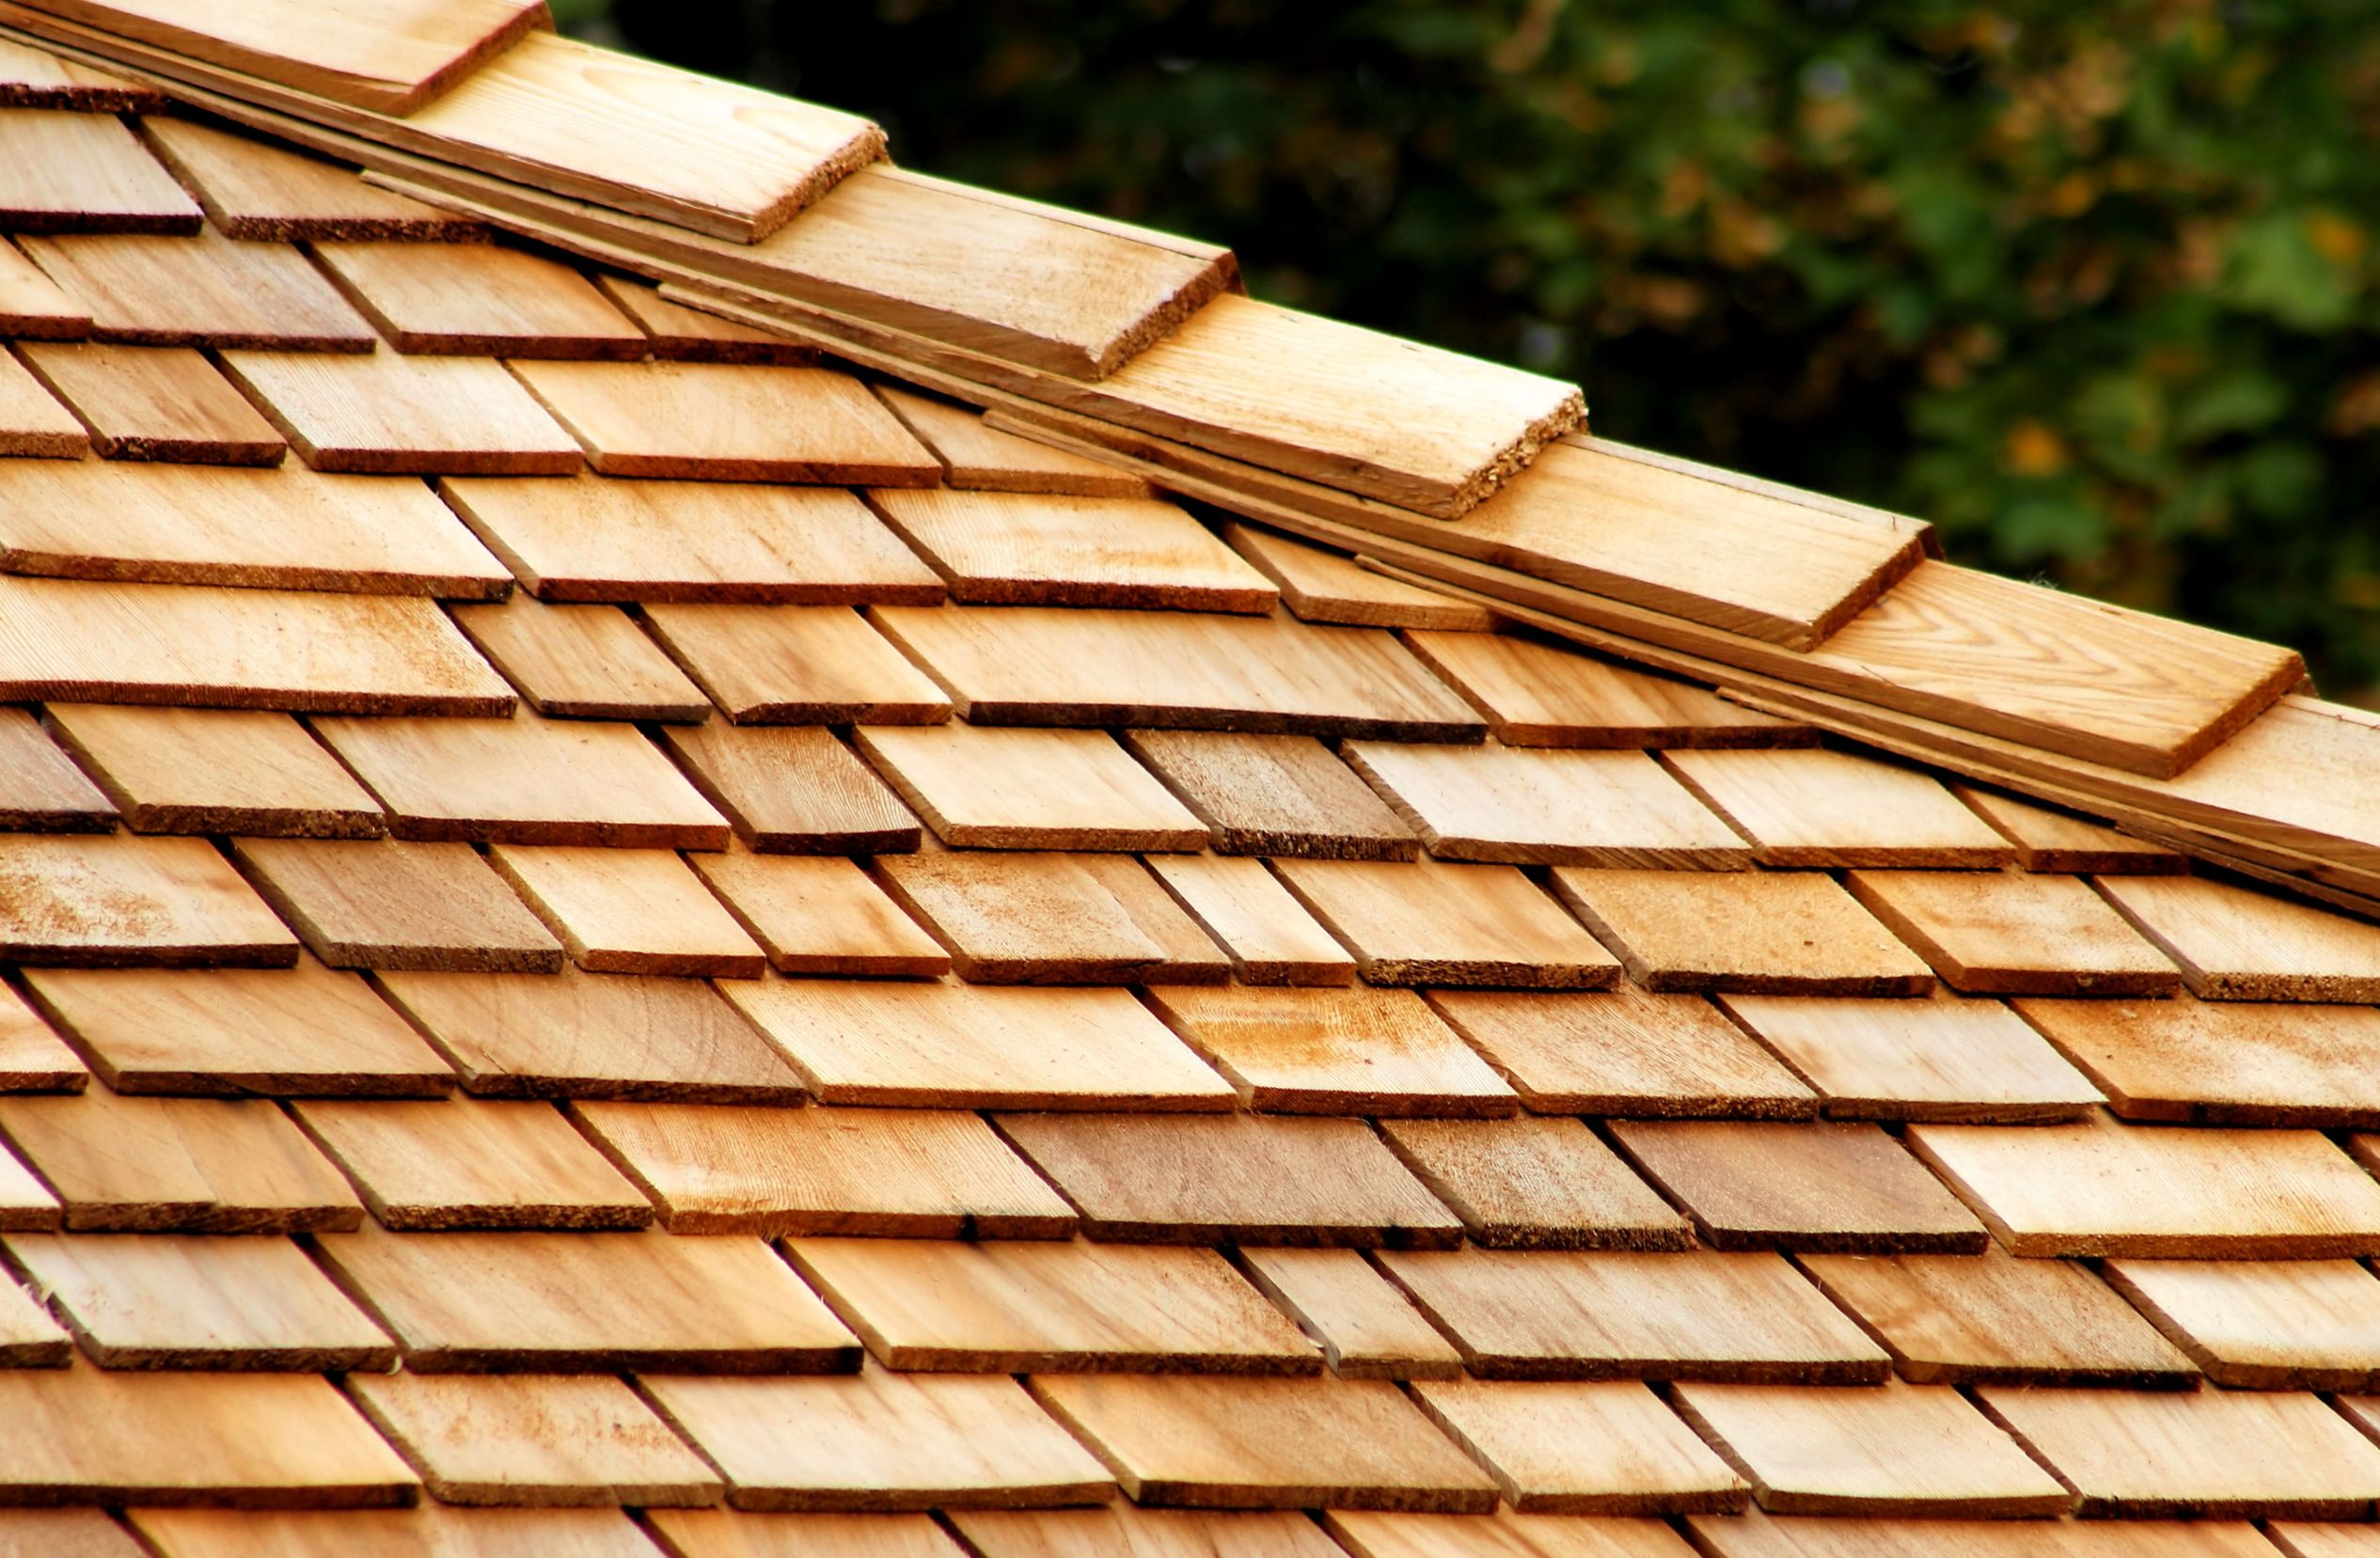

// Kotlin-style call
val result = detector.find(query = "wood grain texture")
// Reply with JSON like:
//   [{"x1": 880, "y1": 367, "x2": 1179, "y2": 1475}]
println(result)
[
  {"x1": 866, "y1": 488, "x2": 1274, "y2": 611},
  {"x1": 0, "y1": 106, "x2": 197, "y2": 232},
  {"x1": 2104, "y1": 1258, "x2": 2380, "y2": 1391},
  {"x1": 0, "y1": 980, "x2": 87, "y2": 1093},
  {"x1": 0, "y1": 231, "x2": 91, "y2": 336},
  {"x1": 0, "y1": 704, "x2": 116, "y2": 831},
  {"x1": 230, "y1": 836, "x2": 565, "y2": 973},
  {"x1": 1400, "y1": 630, "x2": 1810, "y2": 749},
  {"x1": 1607, "y1": 1120, "x2": 1987, "y2": 1254},
  {"x1": 594, "y1": 274, "x2": 821, "y2": 364},
  {"x1": 312, "y1": 712, "x2": 728, "y2": 848},
  {"x1": 646, "y1": 1508, "x2": 967, "y2": 1558},
  {"x1": 373, "y1": 967, "x2": 808, "y2": 1102},
  {"x1": 2095, "y1": 873, "x2": 2380, "y2": 1001},
  {"x1": 1272, "y1": 858, "x2": 1622, "y2": 989},
  {"x1": 1344, "y1": 741, "x2": 1749, "y2": 868},
  {"x1": 217, "y1": 345, "x2": 582, "y2": 475},
  {"x1": 1794, "y1": 1249, "x2": 2199, "y2": 1388},
  {"x1": 1976, "y1": 1384, "x2": 2380, "y2": 1519},
  {"x1": 952, "y1": 1505, "x2": 1343, "y2": 1558},
  {"x1": 2269, "y1": 1526, "x2": 2380, "y2": 1558},
  {"x1": 0, "y1": 1229, "x2": 392, "y2": 1368},
  {"x1": 866, "y1": 604, "x2": 1485, "y2": 741},
  {"x1": 0, "y1": 34, "x2": 160, "y2": 107},
  {"x1": 1122, "y1": 730, "x2": 1420, "y2": 860},
  {"x1": 1379, "y1": 1117, "x2": 1690, "y2": 1251},
  {"x1": 313, "y1": 239, "x2": 642, "y2": 358},
  {"x1": 1071, "y1": 852, "x2": 1233, "y2": 986},
  {"x1": 2011, "y1": 994, "x2": 2380, "y2": 1127},
  {"x1": 661, "y1": 723, "x2": 919, "y2": 855},
  {"x1": 857, "y1": 724, "x2": 1206, "y2": 851},
  {"x1": 449, "y1": 597, "x2": 710, "y2": 722},
  {"x1": 1142, "y1": 854, "x2": 1357, "y2": 986},
  {"x1": 511, "y1": 358, "x2": 937, "y2": 483},
  {"x1": 132, "y1": 1508, "x2": 663, "y2": 1558},
  {"x1": 719, "y1": 979, "x2": 1234, "y2": 1111},
  {"x1": 15, "y1": 340, "x2": 283, "y2": 464},
  {"x1": 0, "y1": 456, "x2": 508, "y2": 594},
  {"x1": 878, "y1": 385, "x2": 1156, "y2": 496},
  {"x1": 439, "y1": 474, "x2": 939, "y2": 605},
  {"x1": 22, "y1": 228, "x2": 370, "y2": 347},
  {"x1": 0, "y1": 1510, "x2": 140, "y2": 1558},
  {"x1": 310, "y1": 1222, "x2": 858, "y2": 1373},
  {"x1": 643, "y1": 604, "x2": 953, "y2": 725},
  {"x1": 0, "y1": 1367, "x2": 416, "y2": 1505},
  {"x1": 1327, "y1": 1509, "x2": 1698, "y2": 1558},
  {"x1": 1669, "y1": 1379, "x2": 2071, "y2": 1518},
  {"x1": 0, "y1": 830, "x2": 298, "y2": 967},
  {"x1": 344, "y1": 1371, "x2": 722, "y2": 1507},
  {"x1": 0, "y1": 1089, "x2": 359, "y2": 1232},
  {"x1": 572, "y1": 1099, "x2": 1072, "y2": 1238},
  {"x1": 1714, "y1": 992, "x2": 2102, "y2": 1124},
  {"x1": 992, "y1": 1111, "x2": 1460, "y2": 1248},
  {"x1": 0, "y1": 1134, "x2": 59, "y2": 1228},
  {"x1": 1029, "y1": 1373, "x2": 1499, "y2": 1512},
  {"x1": 43, "y1": 702, "x2": 381, "y2": 837},
  {"x1": 0, "y1": 342, "x2": 87, "y2": 455},
  {"x1": 0, "y1": 574, "x2": 515, "y2": 715},
  {"x1": 1948, "y1": 783, "x2": 2186, "y2": 874},
  {"x1": 1144, "y1": 984, "x2": 1512, "y2": 1116},
  {"x1": 1905, "y1": 1113, "x2": 2380, "y2": 1257},
  {"x1": 1222, "y1": 523, "x2": 1494, "y2": 631},
  {"x1": 1550, "y1": 869, "x2": 1933, "y2": 997},
  {"x1": 135, "y1": 115, "x2": 488, "y2": 240},
  {"x1": 487, "y1": 843, "x2": 764, "y2": 977},
  {"x1": 644, "y1": 1368, "x2": 1111, "y2": 1512},
  {"x1": 22, "y1": 957, "x2": 452, "y2": 1095},
  {"x1": 1842, "y1": 870, "x2": 2183, "y2": 997},
  {"x1": 786, "y1": 1235, "x2": 1317, "y2": 1375},
  {"x1": 1410, "y1": 1378, "x2": 1746, "y2": 1516},
  {"x1": 290, "y1": 1094, "x2": 650, "y2": 1231},
  {"x1": 690, "y1": 848, "x2": 948, "y2": 977},
  {"x1": 1659, "y1": 748, "x2": 2011, "y2": 869},
  {"x1": 1236, "y1": 1247, "x2": 1463, "y2": 1381},
  {"x1": 1426, "y1": 986, "x2": 1813, "y2": 1120},
  {"x1": 872, "y1": 851, "x2": 1198, "y2": 985}
]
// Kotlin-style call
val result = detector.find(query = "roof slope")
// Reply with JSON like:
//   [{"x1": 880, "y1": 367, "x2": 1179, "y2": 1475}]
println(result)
[{"x1": 0, "y1": 9, "x2": 2372, "y2": 1558}]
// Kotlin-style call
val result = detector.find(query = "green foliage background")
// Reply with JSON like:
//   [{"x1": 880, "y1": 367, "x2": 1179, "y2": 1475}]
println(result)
[{"x1": 560, "y1": 0, "x2": 2380, "y2": 700}]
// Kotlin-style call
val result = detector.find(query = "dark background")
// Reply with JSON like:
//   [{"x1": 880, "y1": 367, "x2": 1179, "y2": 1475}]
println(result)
[{"x1": 558, "y1": 0, "x2": 2380, "y2": 703}]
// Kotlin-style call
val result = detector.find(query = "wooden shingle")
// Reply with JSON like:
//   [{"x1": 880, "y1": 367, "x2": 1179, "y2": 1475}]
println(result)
[
  {"x1": 1606, "y1": 1120, "x2": 1987, "y2": 1254},
  {"x1": 289, "y1": 1095, "x2": 652, "y2": 1232},
  {"x1": 230, "y1": 837, "x2": 565, "y2": 973},
  {"x1": 0, "y1": 1090, "x2": 359, "y2": 1233},
  {"x1": 133, "y1": 1508, "x2": 660, "y2": 1558},
  {"x1": 876, "y1": 385, "x2": 1156, "y2": 497},
  {"x1": 1142, "y1": 854, "x2": 1358, "y2": 985},
  {"x1": 1329, "y1": 1510, "x2": 1698, "y2": 1558},
  {"x1": 0, "y1": 706, "x2": 115, "y2": 832},
  {"x1": 857, "y1": 725, "x2": 1207, "y2": 851},
  {"x1": 0, "y1": 982, "x2": 86, "y2": 1094},
  {"x1": 217, "y1": 346, "x2": 583, "y2": 475},
  {"x1": 642, "y1": 604, "x2": 953, "y2": 724},
  {"x1": 344, "y1": 1372, "x2": 723, "y2": 1507},
  {"x1": 868, "y1": 488, "x2": 1275, "y2": 612},
  {"x1": 448, "y1": 598, "x2": 710, "y2": 722},
  {"x1": 1842, "y1": 870, "x2": 2182, "y2": 997},
  {"x1": 692, "y1": 849, "x2": 948, "y2": 977},
  {"x1": 1273, "y1": 858, "x2": 1622, "y2": 989},
  {"x1": 0, "y1": 232, "x2": 92, "y2": 338},
  {"x1": 873, "y1": 851, "x2": 1213, "y2": 985},
  {"x1": 0, "y1": 343, "x2": 93, "y2": 457},
  {"x1": 1661, "y1": 748, "x2": 2013, "y2": 869},
  {"x1": 1236, "y1": 1247, "x2": 1464, "y2": 1380},
  {"x1": 0, "y1": 1274, "x2": 69, "y2": 1364},
  {"x1": 23, "y1": 229, "x2": 369, "y2": 347},
  {"x1": 0, "y1": 109, "x2": 199, "y2": 233},
  {"x1": 1714, "y1": 992, "x2": 2102, "y2": 1124},
  {"x1": 2096, "y1": 873, "x2": 2380, "y2": 1001},
  {"x1": 313, "y1": 241, "x2": 645, "y2": 358},
  {"x1": 2102, "y1": 1258, "x2": 2380, "y2": 1391},
  {"x1": 1122, "y1": 730, "x2": 1421, "y2": 859},
  {"x1": 1949, "y1": 783, "x2": 2187, "y2": 874},
  {"x1": 1426, "y1": 988, "x2": 1816, "y2": 1119},
  {"x1": 661, "y1": 724, "x2": 920, "y2": 855},
  {"x1": 1379, "y1": 1117, "x2": 1690, "y2": 1251},
  {"x1": 487, "y1": 844, "x2": 765, "y2": 978},
  {"x1": 1143, "y1": 984, "x2": 1516, "y2": 1115},
  {"x1": 22, "y1": 339, "x2": 281, "y2": 465},
  {"x1": 2012, "y1": 995, "x2": 2380, "y2": 1126},
  {"x1": 594, "y1": 274, "x2": 821, "y2": 364},
  {"x1": 953, "y1": 1506, "x2": 1344, "y2": 1558},
  {"x1": 645, "y1": 1510, "x2": 965, "y2": 1557},
  {"x1": 0, "y1": 831, "x2": 299, "y2": 968},
  {"x1": 1401, "y1": 629, "x2": 1810, "y2": 748},
  {"x1": 0, "y1": 37, "x2": 162, "y2": 111},
  {"x1": 135, "y1": 116, "x2": 488, "y2": 241},
  {"x1": 1551, "y1": 869, "x2": 1933, "y2": 997},
  {"x1": 1344, "y1": 742, "x2": 1749, "y2": 868},
  {"x1": 1410, "y1": 1377, "x2": 1747, "y2": 1516},
  {"x1": 1221, "y1": 523, "x2": 1494, "y2": 631}
]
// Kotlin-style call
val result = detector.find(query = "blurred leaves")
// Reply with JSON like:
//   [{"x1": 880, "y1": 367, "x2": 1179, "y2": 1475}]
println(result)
[{"x1": 573, "y1": 0, "x2": 2380, "y2": 700}]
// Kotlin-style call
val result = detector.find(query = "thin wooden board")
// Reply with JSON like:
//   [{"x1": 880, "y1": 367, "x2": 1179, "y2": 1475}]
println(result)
[
  {"x1": 1344, "y1": 741, "x2": 1749, "y2": 868},
  {"x1": 1030, "y1": 1373, "x2": 1500, "y2": 1511},
  {"x1": 644, "y1": 1368, "x2": 1111, "y2": 1513},
  {"x1": 1948, "y1": 784, "x2": 2186, "y2": 874},
  {"x1": 23, "y1": 957, "x2": 453, "y2": 1095},
  {"x1": 439, "y1": 473, "x2": 941, "y2": 605},
  {"x1": 0, "y1": 1511, "x2": 138, "y2": 1558},
  {"x1": 1714, "y1": 992, "x2": 2103, "y2": 1124},
  {"x1": 0, "y1": 830, "x2": 298, "y2": 967},
  {"x1": 1410, "y1": 1378, "x2": 1746, "y2": 1517},
  {"x1": 0, "y1": 343, "x2": 86, "y2": 455},
  {"x1": 487, "y1": 843, "x2": 764, "y2": 977},
  {"x1": 872, "y1": 852, "x2": 1176, "y2": 985},
  {"x1": 311, "y1": 712, "x2": 729, "y2": 848},
  {"x1": 1328, "y1": 1509, "x2": 1698, "y2": 1558},
  {"x1": 953, "y1": 1506, "x2": 1343, "y2": 1558},
  {"x1": 1271, "y1": 857, "x2": 1622, "y2": 989},
  {"x1": 718, "y1": 979, "x2": 1235, "y2": 1111},
  {"x1": 646, "y1": 1509, "x2": 966, "y2": 1558},
  {"x1": 42, "y1": 702, "x2": 384, "y2": 836},
  {"x1": 0, "y1": 1133, "x2": 60, "y2": 1228},
  {"x1": 689, "y1": 848, "x2": 948, "y2": 977},
  {"x1": 1842, "y1": 870, "x2": 2182, "y2": 998},
  {"x1": 877, "y1": 385, "x2": 1155, "y2": 496},
  {"x1": 22, "y1": 228, "x2": 374, "y2": 348},
  {"x1": 2012, "y1": 994, "x2": 2380, "y2": 1127},
  {"x1": 1071, "y1": 852, "x2": 1234, "y2": 984},
  {"x1": 0, "y1": 981, "x2": 87, "y2": 1093},
  {"x1": 856, "y1": 724, "x2": 1206, "y2": 852},
  {"x1": 1793, "y1": 1249, "x2": 2199, "y2": 1388},
  {"x1": 1400, "y1": 629, "x2": 1812, "y2": 749},
  {"x1": 1236, "y1": 1247, "x2": 1464, "y2": 1381},
  {"x1": 16, "y1": 340, "x2": 283, "y2": 464},
  {"x1": 450, "y1": 598, "x2": 709, "y2": 722},
  {"x1": 1143, "y1": 984, "x2": 1515, "y2": 1115},
  {"x1": 786, "y1": 1236, "x2": 1317, "y2": 1375},
  {"x1": 2103, "y1": 1257, "x2": 2380, "y2": 1391},
  {"x1": 0, "y1": 232, "x2": 91, "y2": 336},
  {"x1": 1423, "y1": 987, "x2": 1817, "y2": 1120},
  {"x1": 0, "y1": 454, "x2": 510, "y2": 594},
  {"x1": 510, "y1": 358, "x2": 938, "y2": 483},
  {"x1": 991, "y1": 1111, "x2": 1461, "y2": 1247},
  {"x1": 1222, "y1": 523, "x2": 1493, "y2": 631},
  {"x1": 0, "y1": 1229, "x2": 393, "y2": 1368},
  {"x1": 1121, "y1": 730, "x2": 1420, "y2": 860},
  {"x1": 0, "y1": 1088, "x2": 359, "y2": 1232},
  {"x1": 1659, "y1": 748, "x2": 2011, "y2": 869},
  {"x1": 0, "y1": 33, "x2": 160, "y2": 107},
  {"x1": 1379, "y1": 1117, "x2": 1691, "y2": 1251},
  {"x1": 1549, "y1": 868, "x2": 1935, "y2": 997},
  {"x1": 289, "y1": 1094, "x2": 650, "y2": 1231},
  {"x1": 135, "y1": 115, "x2": 488, "y2": 240},
  {"x1": 570, "y1": 1100, "x2": 1073, "y2": 1237},
  {"x1": 1905, "y1": 1113, "x2": 2380, "y2": 1257},
  {"x1": 866, "y1": 488, "x2": 1275, "y2": 612},
  {"x1": 0, "y1": 1367, "x2": 417, "y2": 1504},
  {"x1": 345, "y1": 1371, "x2": 722, "y2": 1507},
  {"x1": 0, "y1": 704, "x2": 115, "y2": 831},
  {"x1": 1606, "y1": 1120, "x2": 1986, "y2": 1254},
  {"x1": 1143, "y1": 855, "x2": 1356, "y2": 986},
  {"x1": 217, "y1": 345, "x2": 582, "y2": 474},
  {"x1": 1669, "y1": 1378, "x2": 2071, "y2": 1518},
  {"x1": 310, "y1": 1222, "x2": 858, "y2": 1372},
  {"x1": 594, "y1": 274, "x2": 821, "y2": 364},
  {"x1": 659, "y1": 723, "x2": 920, "y2": 854},
  {"x1": 229, "y1": 836, "x2": 565, "y2": 973},
  {"x1": 0, "y1": 106, "x2": 197, "y2": 232},
  {"x1": 1976, "y1": 1383, "x2": 2380, "y2": 1519},
  {"x1": 373, "y1": 967, "x2": 808, "y2": 1102},
  {"x1": 2095, "y1": 873, "x2": 2380, "y2": 1001},
  {"x1": 2270, "y1": 1525, "x2": 2380, "y2": 1558},
  {"x1": 643, "y1": 604, "x2": 953, "y2": 725},
  {"x1": 313, "y1": 237, "x2": 641, "y2": 358},
  {"x1": 133, "y1": 1508, "x2": 664, "y2": 1558},
  {"x1": 865, "y1": 604, "x2": 1485, "y2": 741},
  {"x1": 0, "y1": 574, "x2": 515, "y2": 715}
]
